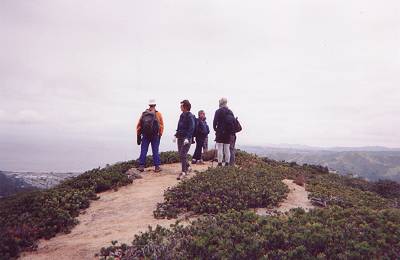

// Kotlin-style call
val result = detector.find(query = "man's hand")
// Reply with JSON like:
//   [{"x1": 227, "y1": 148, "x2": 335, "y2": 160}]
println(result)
[
  {"x1": 183, "y1": 138, "x2": 190, "y2": 145},
  {"x1": 137, "y1": 135, "x2": 142, "y2": 145}
]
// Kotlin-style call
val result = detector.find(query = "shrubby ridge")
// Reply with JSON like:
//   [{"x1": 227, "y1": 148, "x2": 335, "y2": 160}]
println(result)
[{"x1": 99, "y1": 151, "x2": 400, "y2": 259}]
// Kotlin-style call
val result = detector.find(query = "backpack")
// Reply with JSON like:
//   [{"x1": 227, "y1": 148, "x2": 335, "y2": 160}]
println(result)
[
  {"x1": 223, "y1": 109, "x2": 236, "y2": 135},
  {"x1": 140, "y1": 110, "x2": 159, "y2": 138},
  {"x1": 234, "y1": 117, "x2": 242, "y2": 133}
]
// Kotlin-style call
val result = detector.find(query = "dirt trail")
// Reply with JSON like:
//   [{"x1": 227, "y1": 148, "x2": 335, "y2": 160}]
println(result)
[
  {"x1": 277, "y1": 179, "x2": 314, "y2": 212},
  {"x1": 256, "y1": 179, "x2": 314, "y2": 216},
  {"x1": 21, "y1": 162, "x2": 212, "y2": 260}
]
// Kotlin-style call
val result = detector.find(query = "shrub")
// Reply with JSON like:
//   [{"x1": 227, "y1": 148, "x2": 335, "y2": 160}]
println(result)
[
  {"x1": 99, "y1": 207, "x2": 400, "y2": 259},
  {"x1": 201, "y1": 149, "x2": 217, "y2": 161},
  {"x1": 153, "y1": 166, "x2": 289, "y2": 219},
  {"x1": 307, "y1": 174, "x2": 393, "y2": 209},
  {"x1": 370, "y1": 179, "x2": 400, "y2": 199}
]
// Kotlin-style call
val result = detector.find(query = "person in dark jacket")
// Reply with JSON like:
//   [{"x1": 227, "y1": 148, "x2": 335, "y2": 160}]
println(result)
[
  {"x1": 175, "y1": 99, "x2": 195, "y2": 180},
  {"x1": 213, "y1": 97, "x2": 235, "y2": 166},
  {"x1": 192, "y1": 110, "x2": 210, "y2": 164}
]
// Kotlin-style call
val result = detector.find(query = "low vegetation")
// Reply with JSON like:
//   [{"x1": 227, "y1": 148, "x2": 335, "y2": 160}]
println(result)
[
  {"x1": 153, "y1": 166, "x2": 289, "y2": 219},
  {"x1": 100, "y1": 151, "x2": 400, "y2": 259},
  {"x1": 99, "y1": 207, "x2": 400, "y2": 259},
  {"x1": 0, "y1": 151, "x2": 180, "y2": 259}
]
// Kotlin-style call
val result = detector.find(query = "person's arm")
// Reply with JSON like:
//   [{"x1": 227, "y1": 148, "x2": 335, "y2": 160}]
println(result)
[
  {"x1": 136, "y1": 116, "x2": 142, "y2": 145},
  {"x1": 156, "y1": 111, "x2": 164, "y2": 137},
  {"x1": 136, "y1": 116, "x2": 142, "y2": 135},
  {"x1": 175, "y1": 113, "x2": 183, "y2": 138},
  {"x1": 213, "y1": 110, "x2": 218, "y2": 132}
]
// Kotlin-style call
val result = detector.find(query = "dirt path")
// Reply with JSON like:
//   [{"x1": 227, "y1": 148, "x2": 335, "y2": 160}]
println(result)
[
  {"x1": 21, "y1": 162, "x2": 212, "y2": 260},
  {"x1": 256, "y1": 179, "x2": 314, "y2": 216}
]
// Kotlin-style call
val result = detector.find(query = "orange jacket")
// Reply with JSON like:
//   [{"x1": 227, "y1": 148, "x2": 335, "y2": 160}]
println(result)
[{"x1": 136, "y1": 110, "x2": 164, "y2": 136}]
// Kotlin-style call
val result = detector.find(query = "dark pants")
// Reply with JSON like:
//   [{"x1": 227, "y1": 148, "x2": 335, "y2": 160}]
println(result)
[
  {"x1": 139, "y1": 136, "x2": 161, "y2": 167},
  {"x1": 177, "y1": 138, "x2": 191, "y2": 172},
  {"x1": 193, "y1": 137, "x2": 205, "y2": 161},
  {"x1": 229, "y1": 135, "x2": 236, "y2": 166}
]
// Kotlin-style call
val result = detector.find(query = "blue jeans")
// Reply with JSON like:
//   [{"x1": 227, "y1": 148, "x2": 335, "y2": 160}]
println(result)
[{"x1": 139, "y1": 136, "x2": 161, "y2": 167}]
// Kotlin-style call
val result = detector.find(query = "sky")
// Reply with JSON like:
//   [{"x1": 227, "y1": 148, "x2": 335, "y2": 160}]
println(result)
[{"x1": 1, "y1": 0, "x2": 399, "y2": 172}]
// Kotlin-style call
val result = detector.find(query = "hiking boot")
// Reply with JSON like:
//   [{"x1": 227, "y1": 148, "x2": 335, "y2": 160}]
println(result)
[
  {"x1": 191, "y1": 159, "x2": 197, "y2": 164},
  {"x1": 217, "y1": 162, "x2": 223, "y2": 167},
  {"x1": 197, "y1": 159, "x2": 205, "y2": 165},
  {"x1": 154, "y1": 166, "x2": 162, "y2": 173},
  {"x1": 138, "y1": 166, "x2": 144, "y2": 172},
  {"x1": 177, "y1": 172, "x2": 186, "y2": 180}
]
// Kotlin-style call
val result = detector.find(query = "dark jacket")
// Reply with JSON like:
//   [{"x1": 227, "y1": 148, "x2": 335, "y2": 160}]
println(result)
[
  {"x1": 176, "y1": 111, "x2": 195, "y2": 139},
  {"x1": 195, "y1": 118, "x2": 210, "y2": 139},
  {"x1": 213, "y1": 107, "x2": 234, "y2": 144}
]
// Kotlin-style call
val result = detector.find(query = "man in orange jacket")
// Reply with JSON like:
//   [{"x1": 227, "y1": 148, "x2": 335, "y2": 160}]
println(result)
[{"x1": 136, "y1": 99, "x2": 164, "y2": 172}]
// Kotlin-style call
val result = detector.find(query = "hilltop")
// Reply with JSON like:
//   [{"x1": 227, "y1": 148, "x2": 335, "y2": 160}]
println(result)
[{"x1": 1, "y1": 151, "x2": 400, "y2": 259}]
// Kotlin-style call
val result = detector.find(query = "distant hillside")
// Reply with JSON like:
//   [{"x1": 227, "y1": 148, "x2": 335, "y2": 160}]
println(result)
[
  {"x1": 1, "y1": 171, "x2": 81, "y2": 190},
  {"x1": 242, "y1": 146, "x2": 400, "y2": 182},
  {"x1": 0, "y1": 172, "x2": 37, "y2": 198}
]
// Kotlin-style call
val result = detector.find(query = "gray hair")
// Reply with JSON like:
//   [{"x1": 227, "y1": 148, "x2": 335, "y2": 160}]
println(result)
[{"x1": 219, "y1": 97, "x2": 228, "y2": 108}]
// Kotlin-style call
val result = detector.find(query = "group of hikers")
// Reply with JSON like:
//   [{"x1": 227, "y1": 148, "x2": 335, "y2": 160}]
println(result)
[{"x1": 136, "y1": 98, "x2": 241, "y2": 180}]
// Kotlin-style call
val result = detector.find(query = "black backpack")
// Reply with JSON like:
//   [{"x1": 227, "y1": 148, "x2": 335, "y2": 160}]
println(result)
[
  {"x1": 140, "y1": 110, "x2": 159, "y2": 138},
  {"x1": 223, "y1": 109, "x2": 236, "y2": 135}
]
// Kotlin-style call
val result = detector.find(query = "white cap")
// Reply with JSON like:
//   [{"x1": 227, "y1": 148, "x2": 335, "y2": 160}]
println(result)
[{"x1": 148, "y1": 99, "x2": 156, "y2": 106}]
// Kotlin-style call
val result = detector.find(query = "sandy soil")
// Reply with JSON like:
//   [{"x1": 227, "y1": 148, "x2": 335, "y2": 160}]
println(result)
[
  {"x1": 21, "y1": 162, "x2": 212, "y2": 260},
  {"x1": 255, "y1": 179, "x2": 315, "y2": 216}
]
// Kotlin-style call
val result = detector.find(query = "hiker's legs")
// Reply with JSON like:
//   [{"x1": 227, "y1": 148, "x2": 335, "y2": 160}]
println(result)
[
  {"x1": 229, "y1": 135, "x2": 236, "y2": 166},
  {"x1": 183, "y1": 142, "x2": 191, "y2": 171},
  {"x1": 217, "y1": 143, "x2": 224, "y2": 163},
  {"x1": 178, "y1": 138, "x2": 191, "y2": 172},
  {"x1": 150, "y1": 136, "x2": 161, "y2": 167},
  {"x1": 139, "y1": 136, "x2": 150, "y2": 167},
  {"x1": 223, "y1": 143, "x2": 231, "y2": 165},
  {"x1": 193, "y1": 138, "x2": 204, "y2": 161}
]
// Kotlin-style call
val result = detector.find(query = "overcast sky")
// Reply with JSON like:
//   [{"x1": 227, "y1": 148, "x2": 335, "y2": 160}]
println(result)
[{"x1": 1, "y1": 0, "x2": 399, "y2": 172}]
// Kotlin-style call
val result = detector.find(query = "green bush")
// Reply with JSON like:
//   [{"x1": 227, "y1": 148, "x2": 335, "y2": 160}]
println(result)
[
  {"x1": 99, "y1": 207, "x2": 400, "y2": 259},
  {"x1": 370, "y1": 179, "x2": 400, "y2": 199},
  {"x1": 307, "y1": 173, "x2": 394, "y2": 209},
  {"x1": 153, "y1": 166, "x2": 289, "y2": 219}
]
